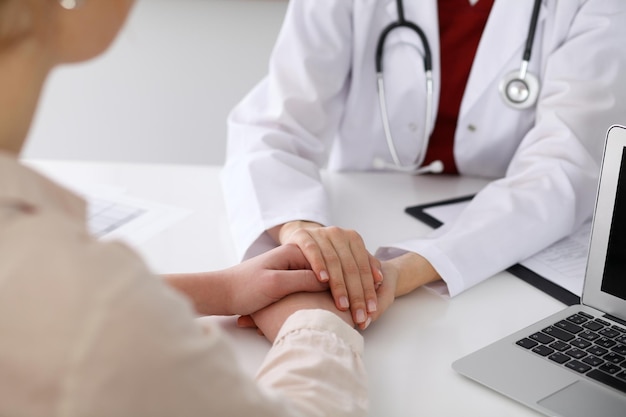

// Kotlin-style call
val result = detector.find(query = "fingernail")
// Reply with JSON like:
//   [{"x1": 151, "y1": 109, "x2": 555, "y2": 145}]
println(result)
[
  {"x1": 356, "y1": 309, "x2": 366, "y2": 324},
  {"x1": 367, "y1": 300, "x2": 377, "y2": 313},
  {"x1": 378, "y1": 269, "x2": 384, "y2": 280},
  {"x1": 362, "y1": 317, "x2": 372, "y2": 330},
  {"x1": 320, "y1": 270, "x2": 330, "y2": 282},
  {"x1": 375, "y1": 281, "x2": 382, "y2": 290},
  {"x1": 339, "y1": 296, "x2": 349, "y2": 309}
]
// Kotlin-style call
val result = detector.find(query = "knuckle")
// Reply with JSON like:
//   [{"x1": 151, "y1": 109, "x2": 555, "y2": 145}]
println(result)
[
  {"x1": 324, "y1": 226, "x2": 341, "y2": 235},
  {"x1": 358, "y1": 263, "x2": 372, "y2": 275},
  {"x1": 329, "y1": 278, "x2": 347, "y2": 292},
  {"x1": 301, "y1": 239, "x2": 318, "y2": 252},
  {"x1": 363, "y1": 287, "x2": 378, "y2": 299},
  {"x1": 291, "y1": 228, "x2": 312, "y2": 242},
  {"x1": 324, "y1": 226, "x2": 349, "y2": 239},
  {"x1": 350, "y1": 292, "x2": 366, "y2": 303},
  {"x1": 342, "y1": 263, "x2": 360, "y2": 276},
  {"x1": 323, "y1": 251, "x2": 340, "y2": 265}
]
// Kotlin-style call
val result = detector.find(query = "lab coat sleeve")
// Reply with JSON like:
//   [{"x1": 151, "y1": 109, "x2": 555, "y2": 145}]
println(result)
[
  {"x1": 378, "y1": 0, "x2": 626, "y2": 297},
  {"x1": 220, "y1": 1, "x2": 354, "y2": 260}
]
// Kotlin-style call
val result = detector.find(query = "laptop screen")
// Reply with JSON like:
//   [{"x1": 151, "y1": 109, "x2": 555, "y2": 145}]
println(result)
[
  {"x1": 584, "y1": 125, "x2": 626, "y2": 319},
  {"x1": 601, "y1": 146, "x2": 626, "y2": 301}
]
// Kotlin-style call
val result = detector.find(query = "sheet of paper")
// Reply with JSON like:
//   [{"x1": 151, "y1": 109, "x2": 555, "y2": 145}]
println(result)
[
  {"x1": 23, "y1": 162, "x2": 190, "y2": 247},
  {"x1": 60, "y1": 181, "x2": 190, "y2": 246},
  {"x1": 83, "y1": 191, "x2": 191, "y2": 247},
  {"x1": 423, "y1": 201, "x2": 589, "y2": 297}
]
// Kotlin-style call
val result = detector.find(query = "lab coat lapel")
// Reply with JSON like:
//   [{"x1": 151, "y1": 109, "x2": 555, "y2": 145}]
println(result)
[{"x1": 460, "y1": 0, "x2": 548, "y2": 117}]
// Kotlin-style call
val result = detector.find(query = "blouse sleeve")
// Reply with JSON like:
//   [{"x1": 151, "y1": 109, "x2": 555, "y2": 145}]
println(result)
[{"x1": 62, "y1": 241, "x2": 367, "y2": 417}]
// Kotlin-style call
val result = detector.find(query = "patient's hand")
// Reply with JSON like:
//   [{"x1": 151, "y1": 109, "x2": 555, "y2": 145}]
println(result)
[
  {"x1": 250, "y1": 291, "x2": 354, "y2": 343},
  {"x1": 164, "y1": 244, "x2": 329, "y2": 316}
]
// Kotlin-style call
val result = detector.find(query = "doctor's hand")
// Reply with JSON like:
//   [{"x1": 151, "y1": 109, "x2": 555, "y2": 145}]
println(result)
[
  {"x1": 269, "y1": 221, "x2": 383, "y2": 330},
  {"x1": 365, "y1": 252, "x2": 441, "y2": 323}
]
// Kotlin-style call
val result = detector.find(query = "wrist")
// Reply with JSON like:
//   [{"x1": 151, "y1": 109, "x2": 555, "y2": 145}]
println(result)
[
  {"x1": 273, "y1": 220, "x2": 323, "y2": 244},
  {"x1": 163, "y1": 271, "x2": 234, "y2": 316},
  {"x1": 252, "y1": 292, "x2": 351, "y2": 342},
  {"x1": 391, "y1": 252, "x2": 440, "y2": 297}
]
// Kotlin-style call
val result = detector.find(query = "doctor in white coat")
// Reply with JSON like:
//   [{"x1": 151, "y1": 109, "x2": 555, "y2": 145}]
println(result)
[{"x1": 221, "y1": 0, "x2": 626, "y2": 328}]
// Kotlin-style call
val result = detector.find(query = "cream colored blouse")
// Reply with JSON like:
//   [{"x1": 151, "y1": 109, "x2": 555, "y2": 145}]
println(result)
[{"x1": 0, "y1": 154, "x2": 367, "y2": 417}]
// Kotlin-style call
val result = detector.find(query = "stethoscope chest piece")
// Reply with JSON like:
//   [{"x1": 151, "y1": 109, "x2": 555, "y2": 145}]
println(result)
[
  {"x1": 499, "y1": 0, "x2": 543, "y2": 110},
  {"x1": 499, "y1": 68, "x2": 540, "y2": 110}
]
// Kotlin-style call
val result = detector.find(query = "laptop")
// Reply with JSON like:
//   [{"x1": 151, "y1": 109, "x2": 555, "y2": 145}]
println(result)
[{"x1": 453, "y1": 125, "x2": 626, "y2": 417}]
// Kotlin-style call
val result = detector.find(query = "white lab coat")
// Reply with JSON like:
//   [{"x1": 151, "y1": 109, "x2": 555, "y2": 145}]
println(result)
[{"x1": 221, "y1": 0, "x2": 626, "y2": 296}]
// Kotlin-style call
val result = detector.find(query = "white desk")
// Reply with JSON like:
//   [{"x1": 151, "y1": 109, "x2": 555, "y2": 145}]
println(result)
[{"x1": 27, "y1": 159, "x2": 564, "y2": 417}]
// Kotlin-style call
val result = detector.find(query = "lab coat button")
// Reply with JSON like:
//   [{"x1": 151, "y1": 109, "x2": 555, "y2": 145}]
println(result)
[
  {"x1": 467, "y1": 124, "x2": 477, "y2": 132},
  {"x1": 409, "y1": 123, "x2": 418, "y2": 132}
]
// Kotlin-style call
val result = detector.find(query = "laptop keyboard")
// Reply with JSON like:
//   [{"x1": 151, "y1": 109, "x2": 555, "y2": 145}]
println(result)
[{"x1": 516, "y1": 311, "x2": 626, "y2": 394}]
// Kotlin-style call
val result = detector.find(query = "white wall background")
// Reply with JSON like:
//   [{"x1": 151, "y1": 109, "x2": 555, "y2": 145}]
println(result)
[{"x1": 23, "y1": 0, "x2": 288, "y2": 165}]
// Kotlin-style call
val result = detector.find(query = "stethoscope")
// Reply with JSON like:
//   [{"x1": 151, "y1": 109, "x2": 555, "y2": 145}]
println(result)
[{"x1": 374, "y1": 0, "x2": 543, "y2": 174}]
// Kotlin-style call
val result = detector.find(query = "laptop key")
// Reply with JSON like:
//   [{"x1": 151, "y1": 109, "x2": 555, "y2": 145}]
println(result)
[
  {"x1": 583, "y1": 321, "x2": 605, "y2": 331},
  {"x1": 597, "y1": 337, "x2": 617, "y2": 349},
  {"x1": 604, "y1": 352, "x2": 625, "y2": 364},
  {"x1": 587, "y1": 369, "x2": 626, "y2": 394},
  {"x1": 599, "y1": 328, "x2": 620, "y2": 338},
  {"x1": 599, "y1": 363, "x2": 621, "y2": 374},
  {"x1": 530, "y1": 332, "x2": 555, "y2": 344},
  {"x1": 543, "y1": 326, "x2": 575, "y2": 342},
  {"x1": 577, "y1": 311, "x2": 594, "y2": 320},
  {"x1": 516, "y1": 338, "x2": 538, "y2": 349},
  {"x1": 570, "y1": 338, "x2": 592, "y2": 349},
  {"x1": 565, "y1": 348, "x2": 587, "y2": 359},
  {"x1": 556, "y1": 320, "x2": 584, "y2": 334},
  {"x1": 532, "y1": 345, "x2": 554, "y2": 357},
  {"x1": 549, "y1": 340, "x2": 570, "y2": 352},
  {"x1": 578, "y1": 330, "x2": 600, "y2": 341},
  {"x1": 582, "y1": 355, "x2": 604, "y2": 367},
  {"x1": 565, "y1": 360, "x2": 592, "y2": 373},
  {"x1": 548, "y1": 352, "x2": 570, "y2": 364},
  {"x1": 612, "y1": 325, "x2": 626, "y2": 333},
  {"x1": 566, "y1": 314, "x2": 589, "y2": 325},
  {"x1": 611, "y1": 344, "x2": 626, "y2": 356},
  {"x1": 587, "y1": 345, "x2": 609, "y2": 356}
]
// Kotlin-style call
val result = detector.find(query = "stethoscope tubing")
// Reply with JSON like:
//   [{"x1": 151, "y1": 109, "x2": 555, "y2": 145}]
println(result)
[
  {"x1": 375, "y1": 0, "x2": 542, "y2": 173},
  {"x1": 375, "y1": 21, "x2": 432, "y2": 74},
  {"x1": 523, "y1": 0, "x2": 543, "y2": 64},
  {"x1": 375, "y1": 0, "x2": 434, "y2": 170},
  {"x1": 376, "y1": 71, "x2": 433, "y2": 169}
]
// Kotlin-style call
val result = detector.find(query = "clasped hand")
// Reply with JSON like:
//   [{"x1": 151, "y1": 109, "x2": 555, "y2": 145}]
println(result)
[
  {"x1": 165, "y1": 242, "x2": 400, "y2": 342},
  {"x1": 241, "y1": 243, "x2": 399, "y2": 341},
  {"x1": 270, "y1": 221, "x2": 385, "y2": 329}
]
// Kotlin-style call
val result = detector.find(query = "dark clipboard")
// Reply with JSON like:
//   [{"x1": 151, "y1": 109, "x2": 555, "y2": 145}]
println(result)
[{"x1": 405, "y1": 195, "x2": 581, "y2": 306}]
